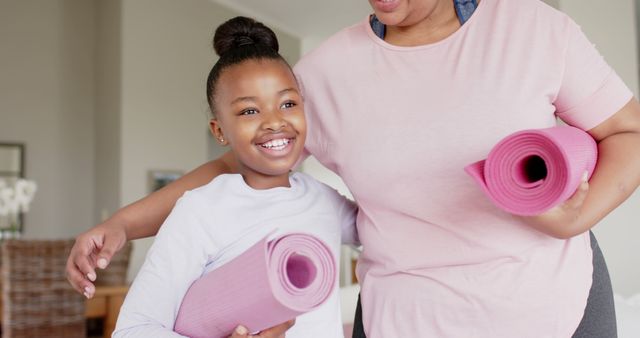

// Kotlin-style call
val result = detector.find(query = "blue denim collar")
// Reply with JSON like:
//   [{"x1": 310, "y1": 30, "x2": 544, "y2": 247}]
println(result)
[{"x1": 370, "y1": 0, "x2": 477, "y2": 39}]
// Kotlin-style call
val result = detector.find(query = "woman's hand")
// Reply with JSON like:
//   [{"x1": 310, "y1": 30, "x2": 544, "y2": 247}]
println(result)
[
  {"x1": 65, "y1": 220, "x2": 127, "y2": 298},
  {"x1": 524, "y1": 98, "x2": 640, "y2": 239},
  {"x1": 520, "y1": 172, "x2": 590, "y2": 239},
  {"x1": 228, "y1": 320, "x2": 295, "y2": 338}
]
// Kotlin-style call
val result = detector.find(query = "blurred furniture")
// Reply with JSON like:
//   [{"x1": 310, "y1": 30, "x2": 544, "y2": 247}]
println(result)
[
  {"x1": 0, "y1": 142, "x2": 26, "y2": 236},
  {"x1": 0, "y1": 143, "x2": 24, "y2": 179},
  {"x1": 85, "y1": 285, "x2": 128, "y2": 338},
  {"x1": 94, "y1": 242, "x2": 132, "y2": 287},
  {"x1": 90, "y1": 241, "x2": 132, "y2": 338},
  {"x1": 1, "y1": 239, "x2": 85, "y2": 337},
  {"x1": 0, "y1": 238, "x2": 131, "y2": 338},
  {"x1": 0, "y1": 284, "x2": 128, "y2": 338}
]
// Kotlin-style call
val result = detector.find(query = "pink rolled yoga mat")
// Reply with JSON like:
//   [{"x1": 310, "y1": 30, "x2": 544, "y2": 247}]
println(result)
[
  {"x1": 174, "y1": 233, "x2": 336, "y2": 338},
  {"x1": 464, "y1": 126, "x2": 597, "y2": 216}
]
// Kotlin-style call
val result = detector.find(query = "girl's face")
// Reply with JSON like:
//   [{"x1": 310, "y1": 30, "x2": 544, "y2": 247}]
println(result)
[
  {"x1": 210, "y1": 59, "x2": 306, "y2": 188},
  {"x1": 368, "y1": 0, "x2": 440, "y2": 27}
]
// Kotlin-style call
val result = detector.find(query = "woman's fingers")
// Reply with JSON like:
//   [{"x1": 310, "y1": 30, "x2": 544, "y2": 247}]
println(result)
[
  {"x1": 65, "y1": 255, "x2": 93, "y2": 296},
  {"x1": 66, "y1": 233, "x2": 99, "y2": 297},
  {"x1": 562, "y1": 171, "x2": 590, "y2": 212},
  {"x1": 66, "y1": 224, "x2": 126, "y2": 298},
  {"x1": 228, "y1": 325, "x2": 249, "y2": 338}
]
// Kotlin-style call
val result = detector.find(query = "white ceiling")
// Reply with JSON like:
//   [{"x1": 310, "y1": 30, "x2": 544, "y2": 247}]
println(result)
[{"x1": 211, "y1": 0, "x2": 372, "y2": 39}]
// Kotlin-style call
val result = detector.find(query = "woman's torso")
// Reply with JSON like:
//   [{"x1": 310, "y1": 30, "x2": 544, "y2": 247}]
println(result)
[{"x1": 292, "y1": 0, "x2": 624, "y2": 335}]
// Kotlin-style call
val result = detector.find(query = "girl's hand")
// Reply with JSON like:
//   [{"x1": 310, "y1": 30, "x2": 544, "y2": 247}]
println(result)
[
  {"x1": 228, "y1": 320, "x2": 295, "y2": 338},
  {"x1": 520, "y1": 172, "x2": 590, "y2": 239},
  {"x1": 65, "y1": 221, "x2": 128, "y2": 298}
]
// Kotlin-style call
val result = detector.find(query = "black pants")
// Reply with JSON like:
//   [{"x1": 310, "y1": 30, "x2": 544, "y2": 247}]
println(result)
[{"x1": 352, "y1": 231, "x2": 616, "y2": 338}]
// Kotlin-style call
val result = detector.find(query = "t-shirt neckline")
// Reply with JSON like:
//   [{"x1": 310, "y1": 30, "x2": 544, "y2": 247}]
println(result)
[
  {"x1": 364, "y1": 0, "x2": 487, "y2": 52},
  {"x1": 230, "y1": 172, "x2": 300, "y2": 195}
]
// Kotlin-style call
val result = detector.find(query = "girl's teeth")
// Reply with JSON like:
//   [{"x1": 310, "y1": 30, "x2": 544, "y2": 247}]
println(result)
[{"x1": 261, "y1": 138, "x2": 290, "y2": 149}]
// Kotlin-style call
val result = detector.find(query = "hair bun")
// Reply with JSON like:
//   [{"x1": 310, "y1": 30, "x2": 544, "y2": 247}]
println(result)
[{"x1": 213, "y1": 16, "x2": 279, "y2": 56}]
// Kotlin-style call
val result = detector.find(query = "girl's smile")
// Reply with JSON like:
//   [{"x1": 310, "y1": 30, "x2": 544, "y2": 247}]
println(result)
[{"x1": 256, "y1": 135, "x2": 296, "y2": 156}]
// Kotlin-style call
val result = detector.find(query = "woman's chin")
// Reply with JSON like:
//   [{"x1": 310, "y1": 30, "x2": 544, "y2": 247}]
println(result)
[
  {"x1": 374, "y1": 11, "x2": 409, "y2": 27},
  {"x1": 370, "y1": 0, "x2": 402, "y2": 13}
]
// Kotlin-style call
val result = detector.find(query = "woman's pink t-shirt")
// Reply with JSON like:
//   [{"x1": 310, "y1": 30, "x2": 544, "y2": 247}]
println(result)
[{"x1": 294, "y1": 0, "x2": 632, "y2": 336}]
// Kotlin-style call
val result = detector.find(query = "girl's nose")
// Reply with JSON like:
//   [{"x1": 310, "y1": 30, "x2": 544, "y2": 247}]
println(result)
[{"x1": 261, "y1": 110, "x2": 287, "y2": 131}]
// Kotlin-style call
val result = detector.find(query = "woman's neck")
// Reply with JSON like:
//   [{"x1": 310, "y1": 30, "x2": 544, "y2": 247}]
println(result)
[{"x1": 384, "y1": 0, "x2": 461, "y2": 47}]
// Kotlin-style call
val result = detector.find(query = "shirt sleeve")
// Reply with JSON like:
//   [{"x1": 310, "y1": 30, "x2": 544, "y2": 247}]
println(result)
[
  {"x1": 554, "y1": 19, "x2": 632, "y2": 130},
  {"x1": 330, "y1": 190, "x2": 359, "y2": 246},
  {"x1": 113, "y1": 196, "x2": 210, "y2": 338},
  {"x1": 339, "y1": 197, "x2": 359, "y2": 246}
]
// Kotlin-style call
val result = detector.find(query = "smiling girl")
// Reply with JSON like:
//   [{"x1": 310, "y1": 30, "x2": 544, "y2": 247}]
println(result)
[{"x1": 112, "y1": 17, "x2": 358, "y2": 338}]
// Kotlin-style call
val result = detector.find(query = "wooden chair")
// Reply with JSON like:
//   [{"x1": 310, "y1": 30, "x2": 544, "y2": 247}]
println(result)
[{"x1": 1, "y1": 239, "x2": 86, "y2": 338}]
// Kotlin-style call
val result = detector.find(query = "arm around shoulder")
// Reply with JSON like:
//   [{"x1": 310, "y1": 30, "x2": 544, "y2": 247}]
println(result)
[
  {"x1": 66, "y1": 152, "x2": 238, "y2": 297},
  {"x1": 120, "y1": 151, "x2": 238, "y2": 240}
]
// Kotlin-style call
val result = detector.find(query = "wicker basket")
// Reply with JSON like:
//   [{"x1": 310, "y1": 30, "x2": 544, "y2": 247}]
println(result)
[
  {"x1": 94, "y1": 241, "x2": 132, "y2": 286},
  {"x1": 2, "y1": 239, "x2": 86, "y2": 338}
]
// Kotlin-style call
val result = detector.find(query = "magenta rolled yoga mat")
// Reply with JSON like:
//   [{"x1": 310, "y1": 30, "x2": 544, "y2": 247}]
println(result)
[
  {"x1": 174, "y1": 233, "x2": 336, "y2": 338},
  {"x1": 464, "y1": 126, "x2": 597, "y2": 216}
]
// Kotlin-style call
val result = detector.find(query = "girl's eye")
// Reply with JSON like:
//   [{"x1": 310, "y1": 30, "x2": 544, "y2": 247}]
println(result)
[
  {"x1": 240, "y1": 109, "x2": 258, "y2": 116},
  {"x1": 281, "y1": 101, "x2": 297, "y2": 109}
]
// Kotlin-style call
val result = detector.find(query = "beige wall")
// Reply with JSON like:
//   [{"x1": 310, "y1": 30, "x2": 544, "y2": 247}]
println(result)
[
  {"x1": 542, "y1": 0, "x2": 561, "y2": 10},
  {"x1": 95, "y1": 0, "x2": 122, "y2": 225},
  {"x1": 0, "y1": 0, "x2": 96, "y2": 238}
]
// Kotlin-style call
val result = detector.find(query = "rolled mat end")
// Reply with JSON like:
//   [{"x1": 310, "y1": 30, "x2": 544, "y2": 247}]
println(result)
[{"x1": 464, "y1": 126, "x2": 597, "y2": 216}]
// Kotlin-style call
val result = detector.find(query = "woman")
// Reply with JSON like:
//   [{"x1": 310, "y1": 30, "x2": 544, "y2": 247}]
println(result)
[{"x1": 67, "y1": 0, "x2": 640, "y2": 337}]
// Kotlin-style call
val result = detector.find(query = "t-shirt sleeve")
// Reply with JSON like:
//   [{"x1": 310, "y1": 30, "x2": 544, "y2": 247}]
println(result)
[
  {"x1": 113, "y1": 196, "x2": 210, "y2": 338},
  {"x1": 554, "y1": 20, "x2": 633, "y2": 130},
  {"x1": 331, "y1": 190, "x2": 359, "y2": 246},
  {"x1": 292, "y1": 62, "x2": 333, "y2": 172}
]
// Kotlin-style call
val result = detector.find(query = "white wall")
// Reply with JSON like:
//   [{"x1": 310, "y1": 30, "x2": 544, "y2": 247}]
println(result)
[
  {"x1": 0, "y1": 0, "x2": 96, "y2": 238},
  {"x1": 560, "y1": 0, "x2": 640, "y2": 297}
]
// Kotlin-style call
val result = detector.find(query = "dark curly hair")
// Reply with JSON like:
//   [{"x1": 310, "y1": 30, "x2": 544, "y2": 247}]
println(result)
[{"x1": 206, "y1": 16, "x2": 290, "y2": 116}]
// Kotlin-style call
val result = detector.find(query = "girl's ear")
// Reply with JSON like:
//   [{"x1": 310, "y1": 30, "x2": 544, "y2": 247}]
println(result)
[{"x1": 209, "y1": 119, "x2": 227, "y2": 145}]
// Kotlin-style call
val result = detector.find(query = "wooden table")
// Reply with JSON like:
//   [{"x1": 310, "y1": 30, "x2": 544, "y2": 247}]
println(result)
[
  {"x1": 0, "y1": 285, "x2": 129, "y2": 338},
  {"x1": 85, "y1": 285, "x2": 129, "y2": 338}
]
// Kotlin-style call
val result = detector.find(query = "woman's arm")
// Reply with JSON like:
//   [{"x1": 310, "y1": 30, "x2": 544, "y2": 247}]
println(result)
[
  {"x1": 66, "y1": 151, "x2": 238, "y2": 297},
  {"x1": 121, "y1": 151, "x2": 238, "y2": 240},
  {"x1": 522, "y1": 98, "x2": 640, "y2": 238}
]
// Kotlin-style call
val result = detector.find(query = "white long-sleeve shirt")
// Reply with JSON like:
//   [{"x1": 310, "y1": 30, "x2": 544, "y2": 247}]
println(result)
[{"x1": 113, "y1": 172, "x2": 358, "y2": 338}]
